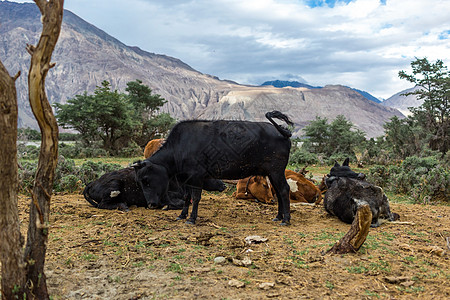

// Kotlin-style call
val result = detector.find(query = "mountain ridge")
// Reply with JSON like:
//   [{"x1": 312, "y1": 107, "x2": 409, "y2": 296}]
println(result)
[{"x1": 0, "y1": 1, "x2": 404, "y2": 138}]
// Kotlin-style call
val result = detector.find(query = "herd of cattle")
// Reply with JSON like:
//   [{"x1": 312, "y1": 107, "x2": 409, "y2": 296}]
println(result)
[{"x1": 83, "y1": 111, "x2": 399, "y2": 227}]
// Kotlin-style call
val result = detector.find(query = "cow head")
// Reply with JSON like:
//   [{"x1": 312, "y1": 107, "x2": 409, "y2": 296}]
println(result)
[
  {"x1": 327, "y1": 158, "x2": 365, "y2": 182},
  {"x1": 132, "y1": 160, "x2": 169, "y2": 208},
  {"x1": 248, "y1": 176, "x2": 275, "y2": 204}
]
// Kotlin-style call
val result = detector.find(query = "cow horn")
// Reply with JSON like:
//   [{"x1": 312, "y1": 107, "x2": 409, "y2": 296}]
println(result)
[{"x1": 130, "y1": 160, "x2": 144, "y2": 169}]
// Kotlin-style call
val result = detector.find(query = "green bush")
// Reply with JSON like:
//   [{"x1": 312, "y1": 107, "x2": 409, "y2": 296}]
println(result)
[
  {"x1": 56, "y1": 175, "x2": 81, "y2": 193},
  {"x1": 18, "y1": 161, "x2": 37, "y2": 194},
  {"x1": 118, "y1": 141, "x2": 142, "y2": 157},
  {"x1": 77, "y1": 160, "x2": 122, "y2": 185},
  {"x1": 18, "y1": 156, "x2": 123, "y2": 193},
  {"x1": 368, "y1": 156, "x2": 449, "y2": 203},
  {"x1": 289, "y1": 149, "x2": 319, "y2": 165},
  {"x1": 17, "y1": 144, "x2": 40, "y2": 160}
]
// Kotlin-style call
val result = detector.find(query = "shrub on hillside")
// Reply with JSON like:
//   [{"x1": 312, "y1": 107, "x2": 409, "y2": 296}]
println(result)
[
  {"x1": 18, "y1": 156, "x2": 123, "y2": 194},
  {"x1": 288, "y1": 149, "x2": 319, "y2": 166},
  {"x1": 368, "y1": 156, "x2": 449, "y2": 203}
]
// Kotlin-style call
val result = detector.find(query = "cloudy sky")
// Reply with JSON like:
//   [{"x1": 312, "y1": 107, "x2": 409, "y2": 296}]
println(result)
[{"x1": 13, "y1": 0, "x2": 450, "y2": 99}]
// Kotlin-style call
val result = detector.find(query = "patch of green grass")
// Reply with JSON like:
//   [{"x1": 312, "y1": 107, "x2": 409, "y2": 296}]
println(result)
[
  {"x1": 364, "y1": 290, "x2": 380, "y2": 298},
  {"x1": 288, "y1": 255, "x2": 309, "y2": 269},
  {"x1": 404, "y1": 255, "x2": 417, "y2": 263},
  {"x1": 313, "y1": 230, "x2": 344, "y2": 241},
  {"x1": 107, "y1": 275, "x2": 121, "y2": 283},
  {"x1": 347, "y1": 264, "x2": 369, "y2": 274},
  {"x1": 191, "y1": 276, "x2": 203, "y2": 282},
  {"x1": 385, "y1": 191, "x2": 415, "y2": 204},
  {"x1": 167, "y1": 262, "x2": 184, "y2": 274},
  {"x1": 325, "y1": 281, "x2": 334, "y2": 290},
  {"x1": 81, "y1": 253, "x2": 98, "y2": 261},
  {"x1": 396, "y1": 285, "x2": 425, "y2": 293},
  {"x1": 133, "y1": 261, "x2": 144, "y2": 268},
  {"x1": 103, "y1": 239, "x2": 118, "y2": 247}
]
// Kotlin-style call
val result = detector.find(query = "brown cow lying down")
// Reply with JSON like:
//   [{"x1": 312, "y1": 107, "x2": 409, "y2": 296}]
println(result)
[
  {"x1": 233, "y1": 176, "x2": 275, "y2": 204},
  {"x1": 285, "y1": 170, "x2": 322, "y2": 205},
  {"x1": 143, "y1": 138, "x2": 164, "y2": 158},
  {"x1": 234, "y1": 169, "x2": 322, "y2": 205}
]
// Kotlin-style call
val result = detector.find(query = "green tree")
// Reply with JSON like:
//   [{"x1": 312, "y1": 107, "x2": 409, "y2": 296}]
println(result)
[
  {"x1": 55, "y1": 81, "x2": 136, "y2": 153},
  {"x1": 302, "y1": 116, "x2": 329, "y2": 154},
  {"x1": 328, "y1": 115, "x2": 366, "y2": 155},
  {"x1": 383, "y1": 116, "x2": 425, "y2": 159},
  {"x1": 302, "y1": 115, "x2": 365, "y2": 157},
  {"x1": 399, "y1": 57, "x2": 450, "y2": 154},
  {"x1": 125, "y1": 79, "x2": 175, "y2": 146},
  {"x1": 55, "y1": 80, "x2": 175, "y2": 154}
]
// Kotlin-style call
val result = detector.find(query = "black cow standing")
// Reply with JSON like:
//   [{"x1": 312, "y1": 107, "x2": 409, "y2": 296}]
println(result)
[
  {"x1": 83, "y1": 167, "x2": 226, "y2": 211},
  {"x1": 132, "y1": 111, "x2": 293, "y2": 225},
  {"x1": 324, "y1": 158, "x2": 399, "y2": 227}
]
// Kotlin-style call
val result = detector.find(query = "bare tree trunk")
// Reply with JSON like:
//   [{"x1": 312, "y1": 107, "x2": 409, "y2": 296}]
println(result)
[
  {"x1": 22, "y1": 1, "x2": 64, "y2": 299},
  {"x1": 326, "y1": 204, "x2": 372, "y2": 254},
  {"x1": 0, "y1": 63, "x2": 25, "y2": 299}
]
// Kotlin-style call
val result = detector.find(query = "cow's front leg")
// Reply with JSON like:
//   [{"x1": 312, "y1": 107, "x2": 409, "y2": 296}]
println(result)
[
  {"x1": 176, "y1": 190, "x2": 191, "y2": 220},
  {"x1": 187, "y1": 188, "x2": 202, "y2": 225}
]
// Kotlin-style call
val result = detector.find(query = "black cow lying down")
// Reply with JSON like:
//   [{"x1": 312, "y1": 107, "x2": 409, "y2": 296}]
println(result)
[
  {"x1": 83, "y1": 167, "x2": 226, "y2": 211},
  {"x1": 132, "y1": 111, "x2": 293, "y2": 225},
  {"x1": 324, "y1": 158, "x2": 399, "y2": 227}
]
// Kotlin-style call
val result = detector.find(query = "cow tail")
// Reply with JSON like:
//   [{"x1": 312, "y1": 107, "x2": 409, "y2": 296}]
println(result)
[
  {"x1": 265, "y1": 111, "x2": 293, "y2": 138},
  {"x1": 83, "y1": 184, "x2": 99, "y2": 208}
]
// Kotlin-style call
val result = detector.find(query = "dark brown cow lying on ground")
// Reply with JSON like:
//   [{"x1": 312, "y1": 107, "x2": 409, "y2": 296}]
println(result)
[
  {"x1": 83, "y1": 167, "x2": 226, "y2": 211},
  {"x1": 324, "y1": 158, "x2": 399, "y2": 227}
]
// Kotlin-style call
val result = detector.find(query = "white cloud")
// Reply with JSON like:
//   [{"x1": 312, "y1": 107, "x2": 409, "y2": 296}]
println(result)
[{"x1": 10, "y1": 0, "x2": 450, "y2": 99}]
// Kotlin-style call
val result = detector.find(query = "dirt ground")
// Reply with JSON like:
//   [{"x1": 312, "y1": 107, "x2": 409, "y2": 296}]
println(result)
[{"x1": 16, "y1": 187, "x2": 449, "y2": 300}]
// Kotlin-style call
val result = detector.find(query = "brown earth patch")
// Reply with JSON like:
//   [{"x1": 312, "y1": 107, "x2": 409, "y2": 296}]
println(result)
[{"x1": 16, "y1": 190, "x2": 450, "y2": 300}]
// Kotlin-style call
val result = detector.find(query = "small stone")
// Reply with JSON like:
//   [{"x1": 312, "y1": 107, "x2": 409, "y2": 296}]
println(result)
[
  {"x1": 245, "y1": 235, "x2": 268, "y2": 245},
  {"x1": 228, "y1": 279, "x2": 245, "y2": 288},
  {"x1": 384, "y1": 276, "x2": 411, "y2": 284},
  {"x1": 232, "y1": 258, "x2": 243, "y2": 266},
  {"x1": 241, "y1": 256, "x2": 252, "y2": 266},
  {"x1": 214, "y1": 256, "x2": 227, "y2": 264},
  {"x1": 400, "y1": 281, "x2": 415, "y2": 287},
  {"x1": 258, "y1": 282, "x2": 275, "y2": 290}
]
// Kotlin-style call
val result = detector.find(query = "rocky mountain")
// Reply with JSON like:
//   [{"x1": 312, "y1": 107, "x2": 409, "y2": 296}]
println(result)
[
  {"x1": 0, "y1": 1, "x2": 403, "y2": 138},
  {"x1": 261, "y1": 80, "x2": 321, "y2": 89},
  {"x1": 382, "y1": 86, "x2": 422, "y2": 116},
  {"x1": 262, "y1": 80, "x2": 382, "y2": 103}
]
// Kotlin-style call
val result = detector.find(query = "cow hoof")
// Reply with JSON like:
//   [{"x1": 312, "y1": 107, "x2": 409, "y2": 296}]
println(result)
[
  {"x1": 272, "y1": 217, "x2": 282, "y2": 222},
  {"x1": 280, "y1": 221, "x2": 291, "y2": 226},
  {"x1": 185, "y1": 220, "x2": 195, "y2": 225},
  {"x1": 176, "y1": 216, "x2": 186, "y2": 221}
]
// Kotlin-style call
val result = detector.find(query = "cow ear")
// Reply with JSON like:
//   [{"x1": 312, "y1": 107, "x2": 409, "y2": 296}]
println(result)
[
  {"x1": 343, "y1": 157, "x2": 350, "y2": 166},
  {"x1": 333, "y1": 161, "x2": 340, "y2": 167}
]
